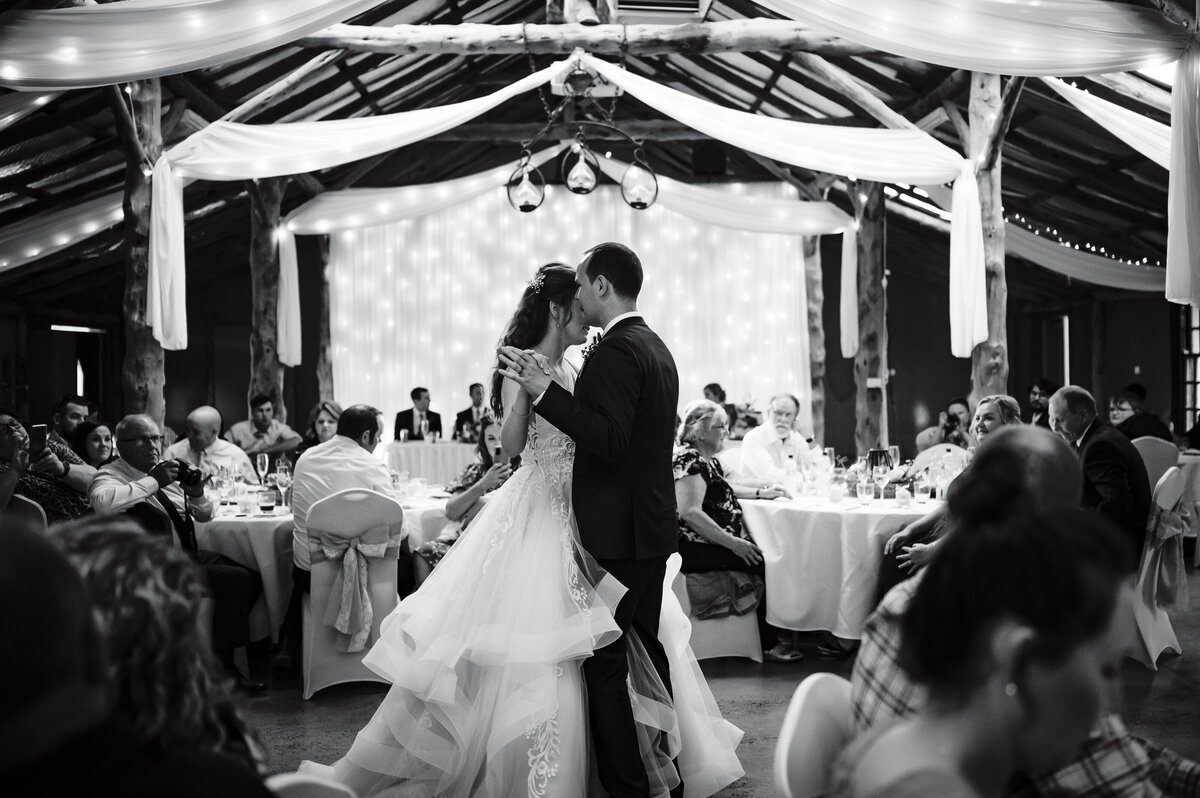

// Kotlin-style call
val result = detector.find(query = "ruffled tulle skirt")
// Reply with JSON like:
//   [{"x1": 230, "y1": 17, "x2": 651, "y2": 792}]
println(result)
[{"x1": 304, "y1": 460, "x2": 743, "y2": 797}]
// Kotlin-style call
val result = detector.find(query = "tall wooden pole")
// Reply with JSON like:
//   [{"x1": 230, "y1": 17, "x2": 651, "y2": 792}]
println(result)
[
  {"x1": 804, "y1": 234, "x2": 826, "y2": 445},
  {"x1": 247, "y1": 177, "x2": 290, "y2": 421},
  {"x1": 851, "y1": 181, "x2": 886, "y2": 455},
  {"x1": 316, "y1": 237, "x2": 335, "y2": 401},
  {"x1": 111, "y1": 80, "x2": 165, "y2": 424}
]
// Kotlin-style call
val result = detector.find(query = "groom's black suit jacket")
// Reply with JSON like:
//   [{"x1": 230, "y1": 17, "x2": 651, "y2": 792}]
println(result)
[{"x1": 536, "y1": 316, "x2": 680, "y2": 561}]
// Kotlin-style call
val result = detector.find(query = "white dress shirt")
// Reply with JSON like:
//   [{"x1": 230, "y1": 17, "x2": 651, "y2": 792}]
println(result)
[
  {"x1": 739, "y1": 424, "x2": 809, "y2": 483},
  {"x1": 165, "y1": 438, "x2": 259, "y2": 483},
  {"x1": 289, "y1": 435, "x2": 393, "y2": 570},
  {"x1": 89, "y1": 457, "x2": 213, "y2": 544}
]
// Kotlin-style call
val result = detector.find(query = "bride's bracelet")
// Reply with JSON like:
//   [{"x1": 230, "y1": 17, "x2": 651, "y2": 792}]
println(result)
[{"x1": 510, "y1": 405, "x2": 530, "y2": 418}]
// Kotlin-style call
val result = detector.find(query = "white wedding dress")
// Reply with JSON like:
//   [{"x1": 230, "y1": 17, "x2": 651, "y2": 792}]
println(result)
[{"x1": 306, "y1": 373, "x2": 743, "y2": 797}]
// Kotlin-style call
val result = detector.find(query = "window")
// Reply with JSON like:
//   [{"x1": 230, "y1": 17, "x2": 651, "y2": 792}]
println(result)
[{"x1": 1182, "y1": 306, "x2": 1200, "y2": 431}]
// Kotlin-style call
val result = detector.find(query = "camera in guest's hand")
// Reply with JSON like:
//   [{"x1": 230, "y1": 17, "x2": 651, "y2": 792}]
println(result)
[{"x1": 175, "y1": 460, "x2": 205, "y2": 488}]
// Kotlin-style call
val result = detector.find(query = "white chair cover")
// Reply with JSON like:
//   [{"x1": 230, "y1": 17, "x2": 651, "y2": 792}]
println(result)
[
  {"x1": 1132, "y1": 436, "x2": 1180, "y2": 494},
  {"x1": 774, "y1": 672, "x2": 853, "y2": 798},
  {"x1": 1127, "y1": 468, "x2": 1186, "y2": 671},
  {"x1": 669, "y1": 555, "x2": 762, "y2": 663},
  {"x1": 716, "y1": 447, "x2": 746, "y2": 482},
  {"x1": 265, "y1": 771, "x2": 358, "y2": 798},
  {"x1": 4, "y1": 494, "x2": 47, "y2": 530}
]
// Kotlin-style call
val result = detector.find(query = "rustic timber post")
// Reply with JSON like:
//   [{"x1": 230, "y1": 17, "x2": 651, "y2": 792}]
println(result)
[
  {"x1": 247, "y1": 177, "x2": 290, "y2": 421},
  {"x1": 316, "y1": 237, "x2": 335, "y2": 401},
  {"x1": 967, "y1": 73, "x2": 1024, "y2": 406},
  {"x1": 110, "y1": 80, "x2": 166, "y2": 424},
  {"x1": 851, "y1": 181, "x2": 886, "y2": 455},
  {"x1": 804, "y1": 234, "x2": 826, "y2": 445}
]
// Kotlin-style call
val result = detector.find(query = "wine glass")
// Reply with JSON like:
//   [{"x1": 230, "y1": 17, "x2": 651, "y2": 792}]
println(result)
[
  {"x1": 255, "y1": 453, "x2": 269, "y2": 482},
  {"x1": 872, "y1": 465, "x2": 890, "y2": 500}
]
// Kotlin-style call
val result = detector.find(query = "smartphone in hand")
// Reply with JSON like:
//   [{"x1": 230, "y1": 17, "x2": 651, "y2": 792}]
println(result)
[{"x1": 29, "y1": 424, "x2": 48, "y2": 456}]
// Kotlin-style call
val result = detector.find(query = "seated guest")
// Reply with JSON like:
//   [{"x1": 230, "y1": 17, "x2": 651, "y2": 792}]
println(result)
[
  {"x1": 703, "y1": 382, "x2": 740, "y2": 430},
  {"x1": 1026, "y1": 378, "x2": 1056, "y2": 428},
  {"x1": 52, "y1": 517, "x2": 264, "y2": 776},
  {"x1": 71, "y1": 420, "x2": 115, "y2": 467},
  {"x1": 0, "y1": 411, "x2": 92, "y2": 523},
  {"x1": 224, "y1": 393, "x2": 301, "y2": 456},
  {"x1": 914, "y1": 396, "x2": 972, "y2": 452},
  {"x1": 1108, "y1": 391, "x2": 1173, "y2": 442},
  {"x1": 0, "y1": 523, "x2": 272, "y2": 797},
  {"x1": 90, "y1": 414, "x2": 265, "y2": 692},
  {"x1": 292, "y1": 400, "x2": 343, "y2": 462},
  {"x1": 452, "y1": 383, "x2": 491, "y2": 442},
  {"x1": 394, "y1": 386, "x2": 442, "y2": 441},
  {"x1": 673, "y1": 400, "x2": 795, "y2": 662},
  {"x1": 1050, "y1": 386, "x2": 1152, "y2": 561},
  {"x1": 415, "y1": 419, "x2": 513, "y2": 583},
  {"x1": 49, "y1": 393, "x2": 95, "y2": 448},
  {"x1": 739, "y1": 393, "x2": 813, "y2": 484},
  {"x1": 167, "y1": 406, "x2": 258, "y2": 482},
  {"x1": 729, "y1": 413, "x2": 758, "y2": 441},
  {"x1": 283, "y1": 405, "x2": 400, "y2": 659},
  {"x1": 834, "y1": 504, "x2": 1131, "y2": 798},
  {"x1": 878, "y1": 395, "x2": 1023, "y2": 591}
]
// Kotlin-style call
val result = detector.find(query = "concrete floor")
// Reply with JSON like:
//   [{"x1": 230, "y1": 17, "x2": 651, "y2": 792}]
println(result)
[{"x1": 245, "y1": 568, "x2": 1200, "y2": 796}]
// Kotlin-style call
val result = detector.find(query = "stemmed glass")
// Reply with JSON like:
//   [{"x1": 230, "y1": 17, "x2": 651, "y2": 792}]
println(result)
[
  {"x1": 255, "y1": 453, "x2": 269, "y2": 482},
  {"x1": 872, "y1": 465, "x2": 890, "y2": 500}
]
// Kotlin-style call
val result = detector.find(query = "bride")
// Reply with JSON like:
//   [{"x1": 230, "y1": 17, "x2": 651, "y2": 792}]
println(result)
[{"x1": 309, "y1": 263, "x2": 743, "y2": 797}]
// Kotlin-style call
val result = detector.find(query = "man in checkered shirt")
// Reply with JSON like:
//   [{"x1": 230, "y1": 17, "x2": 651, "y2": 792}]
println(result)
[{"x1": 851, "y1": 426, "x2": 1200, "y2": 797}]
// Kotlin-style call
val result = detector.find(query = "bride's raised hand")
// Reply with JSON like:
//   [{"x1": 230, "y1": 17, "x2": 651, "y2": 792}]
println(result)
[{"x1": 498, "y1": 346, "x2": 551, "y2": 396}]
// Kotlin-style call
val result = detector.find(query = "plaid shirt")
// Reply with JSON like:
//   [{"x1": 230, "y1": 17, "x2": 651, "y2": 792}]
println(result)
[{"x1": 851, "y1": 576, "x2": 1200, "y2": 798}]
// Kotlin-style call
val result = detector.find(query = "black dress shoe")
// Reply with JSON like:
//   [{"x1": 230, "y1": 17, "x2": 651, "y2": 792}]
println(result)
[
  {"x1": 234, "y1": 676, "x2": 268, "y2": 695},
  {"x1": 816, "y1": 641, "x2": 859, "y2": 659}
]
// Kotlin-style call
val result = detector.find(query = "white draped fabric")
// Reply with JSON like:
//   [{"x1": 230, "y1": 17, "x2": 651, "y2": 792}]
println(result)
[
  {"x1": 0, "y1": 91, "x2": 59, "y2": 132},
  {"x1": 327, "y1": 184, "x2": 814, "y2": 431},
  {"x1": 757, "y1": 0, "x2": 1188, "y2": 75},
  {"x1": 0, "y1": 0, "x2": 382, "y2": 90},
  {"x1": 758, "y1": 0, "x2": 1196, "y2": 307},
  {"x1": 0, "y1": 193, "x2": 123, "y2": 275},
  {"x1": 1042, "y1": 78, "x2": 1170, "y2": 170},
  {"x1": 1007, "y1": 225, "x2": 1165, "y2": 292}
]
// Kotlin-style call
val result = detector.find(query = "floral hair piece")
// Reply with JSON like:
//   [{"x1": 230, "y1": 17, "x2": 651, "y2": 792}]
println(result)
[{"x1": 528, "y1": 272, "x2": 546, "y2": 294}]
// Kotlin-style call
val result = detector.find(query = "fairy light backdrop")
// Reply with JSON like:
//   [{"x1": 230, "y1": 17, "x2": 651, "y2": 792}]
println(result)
[{"x1": 328, "y1": 182, "x2": 814, "y2": 434}]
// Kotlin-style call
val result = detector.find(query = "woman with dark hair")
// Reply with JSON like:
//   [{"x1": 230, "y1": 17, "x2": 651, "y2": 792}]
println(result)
[
  {"x1": 832, "y1": 506, "x2": 1130, "y2": 798},
  {"x1": 314, "y1": 263, "x2": 743, "y2": 796},
  {"x1": 50, "y1": 517, "x2": 265, "y2": 778},
  {"x1": 70, "y1": 420, "x2": 115, "y2": 467},
  {"x1": 703, "y1": 382, "x2": 739, "y2": 430},
  {"x1": 412, "y1": 418, "x2": 512, "y2": 582},
  {"x1": 291, "y1": 400, "x2": 343, "y2": 462}
]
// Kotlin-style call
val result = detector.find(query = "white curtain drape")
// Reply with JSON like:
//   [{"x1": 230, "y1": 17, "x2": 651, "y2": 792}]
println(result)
[
  {"x1": 1042, "y1": 78, "x2": 1170, "y2": 169},
  {"x1": 758, "y1": 0, "x2": 1194, "y2": 308},
  {"x1": 328, "y1": 184, "x2": 813, "y2": 429},
  {"x1": 0, "y1": 0, "x2": 382, "y2": 90},
  {"x1": 0, "y1": 91, "x2": 59, "y2": 131},
  {"x1": 1007, "y1": 225, "x2": 1165, "y2": 292},
  {"x1": 0, "y1": 193, "x2": 123, "y2": 275}
]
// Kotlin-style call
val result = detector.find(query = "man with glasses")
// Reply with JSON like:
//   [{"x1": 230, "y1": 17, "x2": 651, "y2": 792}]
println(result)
[
  {"x1": 739, "y1": 393, "x2": 814, "y2": 484},
  {"x1": 90, "y1": 414, "x2": 265, "y2": 692}
]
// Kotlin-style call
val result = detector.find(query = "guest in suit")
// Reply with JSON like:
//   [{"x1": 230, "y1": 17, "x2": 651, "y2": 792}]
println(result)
[
  {"x1": 1026, "y1": 377, "x2": 1057, "y2": 428},
  {"x1": 394, "y1": 387, "x2": 442, "y2": 442},
  {"x1": 1049, "y1": 386, "x2": 1152, "y2": 563},
  {"x1": 452, "y1": 383, "x2": 491, "y2": 442},
  {"x1": 1108, "y1": 390, "x2": 1173, "y2": 442}
]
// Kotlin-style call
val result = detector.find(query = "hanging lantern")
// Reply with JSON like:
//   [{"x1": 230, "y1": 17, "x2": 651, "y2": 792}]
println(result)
[
  {"x1": 620, "y1": 147, "x2": 658, "y2": 210},
  {"x1": 561, "y1": 136, "x2": 599, "y2": 195},
  {"x1": 506, "y1": 151, "x2": 545, "y2": 213}
]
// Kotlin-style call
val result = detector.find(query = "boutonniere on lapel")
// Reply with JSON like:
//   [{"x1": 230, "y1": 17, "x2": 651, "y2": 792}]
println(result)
[{"x1": 581, "y1": 330, "x2": 603, "y2": 365}]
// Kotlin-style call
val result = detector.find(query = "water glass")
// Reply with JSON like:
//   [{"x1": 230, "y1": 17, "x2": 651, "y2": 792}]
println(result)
[
  {"x1": 257, "y1": 489, "x2": 276, "y2": 515},
  {"x1": 238, "y1": 488, "x2": 257, "y2": 515},
  {"x1": 824, "y1": 447, "x2": 836, "y2": 467},
  {"x1": 856, "y1": 481, "x2": 874, "y2": 505},
  {"x1": 399, "y1": 429, "x2": 409, "y2": 443},
  {"x1": 914, "y1": 481, "x2": 931, "y2": 503}
]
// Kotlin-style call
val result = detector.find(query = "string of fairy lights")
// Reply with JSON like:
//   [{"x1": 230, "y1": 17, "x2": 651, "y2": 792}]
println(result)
[{"x1": 1004, "y1": 211, "x2": 1162, "y2": 268}]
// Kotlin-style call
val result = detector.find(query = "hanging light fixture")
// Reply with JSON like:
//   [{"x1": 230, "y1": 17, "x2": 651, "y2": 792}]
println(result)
[
  {"x1": 620, "y1": 146, "x2": 658, "y2": 210},
  {"x1": 506, "y1": 149, "x2": 545, "y2": 212},
  {"x1": 561, "y1": 133, "x2": 599, "y2": 195}
]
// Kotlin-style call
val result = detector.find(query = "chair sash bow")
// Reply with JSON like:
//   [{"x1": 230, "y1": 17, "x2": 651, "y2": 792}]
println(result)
[
  {"x1": 312, "y1": 525, "x2": 401, "y2": 652},
  {"x1": 1143, "y1": 504, "x2": 1190, "y2": 611}
]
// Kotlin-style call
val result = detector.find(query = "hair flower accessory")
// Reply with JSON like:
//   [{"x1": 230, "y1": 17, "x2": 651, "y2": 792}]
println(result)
[{"x1": 528, "y1": 273, "x2": 546, "y2": 294}]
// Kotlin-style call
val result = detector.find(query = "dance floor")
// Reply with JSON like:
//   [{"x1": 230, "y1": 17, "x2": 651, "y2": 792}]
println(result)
[{"x1": 245, "y1": 562, "x2": 1200, "y2": 797}]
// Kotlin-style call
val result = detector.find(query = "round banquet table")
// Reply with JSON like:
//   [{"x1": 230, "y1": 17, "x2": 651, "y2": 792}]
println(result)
[
  {"x1": 196, "y1": 508, "x2": 294, "y2": 642},
  {"x1": 739, "y1": 495, "x2": 934, "y2": 640},
  {"x1": 385, "y1": 441, "x2": 477, "y2": 485},
  {"x1": 399, "y1": 496, "x2": 451, "y2": 547}
]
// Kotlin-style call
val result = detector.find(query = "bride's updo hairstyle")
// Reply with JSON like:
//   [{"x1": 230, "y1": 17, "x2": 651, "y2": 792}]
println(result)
[{"x1": 491, "y1": 263, "x2": 578, "y2": 419}]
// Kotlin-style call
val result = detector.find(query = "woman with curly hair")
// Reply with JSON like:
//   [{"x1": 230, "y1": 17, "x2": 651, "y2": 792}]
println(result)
[{"x1": 50, "y1": 516, "x2": 264, "y2": 778}]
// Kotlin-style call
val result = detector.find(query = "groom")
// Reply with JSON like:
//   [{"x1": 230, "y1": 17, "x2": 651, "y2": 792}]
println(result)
[{"x1": 500, "y1": 242, "x2": 681, "y2": 797}]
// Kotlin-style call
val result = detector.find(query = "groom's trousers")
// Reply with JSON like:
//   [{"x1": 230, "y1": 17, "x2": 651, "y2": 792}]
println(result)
[{"x1": 585, "y1": 555, "x2": 683, "y2": 798}]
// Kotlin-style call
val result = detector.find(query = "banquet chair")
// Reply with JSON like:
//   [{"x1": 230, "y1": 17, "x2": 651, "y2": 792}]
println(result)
[
  {"x1": 266, "y1": 771, "x2": 357, "y2": 798},
  {"x1": 670, "y1": 564, "x2": 762, "y2": 663},
  {"x1": 774, "y1": 672, "x2": 853, "y2": 798},
  {"x1": 3, "y1": 494, "x2": 47, "y2": 530},
  {"x1": 906, "y1": 443, "x2": 968, "y2": 479},
  {"x1": 1132, "y1": 436, "x2": 1179, "y2": 493},
  {"x1": 716, "y1": 446, "x2": 746, "y2": 481},
  {"x1": 1127, "y1": 467, "x2": 1186, "y2": 671},
  {"x1": 302, "y1": 489, "x2": 405, "y2": 699}
]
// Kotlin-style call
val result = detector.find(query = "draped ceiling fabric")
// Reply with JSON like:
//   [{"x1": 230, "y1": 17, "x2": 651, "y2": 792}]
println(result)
[
  {"x1": 757, "y1": 0, "x2": 1195, "y2": 306},
  {"x1": 0, "y1": 193, "x2": 123, "y2": 275},
  {"x1": 0, "y1": 91, "x2": 59, "y2": 132},
  {"x1": 0, "y1": 0, "x2": 383, "y2": 90},
  {"x1": 327, "y1": 185, "x2": 816, "y2": 434},
  {"x1": 1007, "y1": 226, "x2": 1166, "y2": 292},
  {"x1": 1042, "y1": 78, "x2": 1170, "y2": 170}
]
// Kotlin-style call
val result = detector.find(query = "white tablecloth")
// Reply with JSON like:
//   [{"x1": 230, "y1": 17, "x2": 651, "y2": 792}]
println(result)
[
  {"x1": 740, "y1": 496, "x2": 932, "y2": 639},
  {"x1": 196, "y1": 509, "x2": 295, "y2": 642},
  {"x1": 400, "y1": 497, "x2": 450, "y2": 547},
  {"x1": 385, "y1": 442, "x2": 477, "y2": 485}
]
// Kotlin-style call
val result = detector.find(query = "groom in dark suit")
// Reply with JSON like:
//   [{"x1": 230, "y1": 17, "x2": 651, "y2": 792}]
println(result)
[{"x1": 500, "y1": 242, "x2": 681, "y2": 798}]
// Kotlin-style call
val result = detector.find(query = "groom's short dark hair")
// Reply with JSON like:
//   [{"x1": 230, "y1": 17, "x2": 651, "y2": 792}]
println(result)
[{"x1": 583, "y1": 242, "x2": 643, "y2": 299}]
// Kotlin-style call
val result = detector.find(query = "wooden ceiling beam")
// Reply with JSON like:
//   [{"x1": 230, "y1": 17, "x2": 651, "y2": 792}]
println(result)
[
  {"x1": 298, "y1": 20, "x2": 873, "y2": 58},
  {"x1": 424, "y1": 119, "x2": 709, "y2": 143},
  {"x1": 1086, "y1": 72, "x2": 1171, "y2": 117}
]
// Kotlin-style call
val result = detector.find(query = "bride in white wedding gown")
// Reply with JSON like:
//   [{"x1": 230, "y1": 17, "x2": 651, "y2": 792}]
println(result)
[{"x1": 306, "y1": 264, "x2": 743, "y2": 797}]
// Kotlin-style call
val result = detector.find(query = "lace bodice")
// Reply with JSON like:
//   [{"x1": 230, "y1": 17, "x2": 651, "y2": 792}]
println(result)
[{"x1": 521, "y1": 394, "x2": 575, "y2": 489}]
